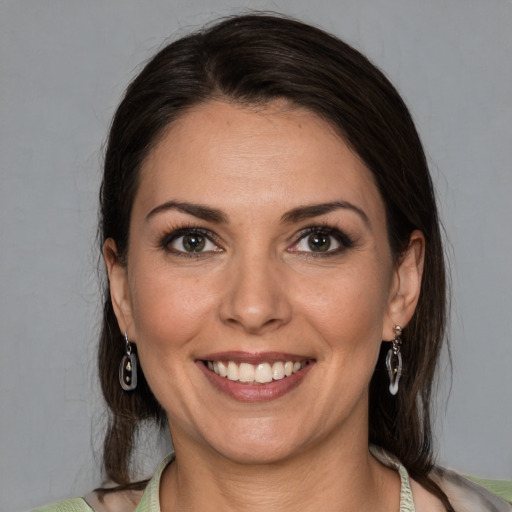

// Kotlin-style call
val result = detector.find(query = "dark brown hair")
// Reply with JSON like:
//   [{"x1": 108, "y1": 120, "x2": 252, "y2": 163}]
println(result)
[{"x1": 98, "y1": 13, "x2": 451, "y2": 509}]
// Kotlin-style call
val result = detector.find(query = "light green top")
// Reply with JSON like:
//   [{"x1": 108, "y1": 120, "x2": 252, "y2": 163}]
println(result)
[
  {"x1": 33, "y1": 452, "x2": 416, "y2": 512},
  {"x1": 467, "y1": 477, "x2": 512, "y2": 504},
  {"x1": 134, "y1": 454, "x2": 174, "y2": 511},
  {"x1": 371, "y1": 448, "x2": 416, "y2": 512},
  {"x1": 34, "y1": 498, "x2": 95, "y2": 512},
  {"x1": 33, "y1": 452, "x2": 512, "y2": 512},
  {"x1": 34, "y1": 455, "x2": 173, "y2": 512}
]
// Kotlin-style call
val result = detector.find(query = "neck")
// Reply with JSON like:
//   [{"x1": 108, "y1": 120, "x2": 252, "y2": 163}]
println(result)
[{"x1": 160, "y1": 431, "x2": 400, "y2": 512}]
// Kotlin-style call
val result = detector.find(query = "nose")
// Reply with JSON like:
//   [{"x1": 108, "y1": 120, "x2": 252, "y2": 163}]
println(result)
[{"x1": 219, "y1": 253, "x2": 292, "y2": 335}]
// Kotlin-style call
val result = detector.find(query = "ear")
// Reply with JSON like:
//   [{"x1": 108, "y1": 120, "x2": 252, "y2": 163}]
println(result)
[
  {"x1": 382, "y1": 230, "x2": 425, "y2": 341},
  {"x1": 103, "y1": 238, "x2": 134, "y2": 337}
]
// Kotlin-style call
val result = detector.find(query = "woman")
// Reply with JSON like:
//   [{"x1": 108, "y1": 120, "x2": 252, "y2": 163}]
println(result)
[{"x1": 37, "y1": 13, "x2": 511, "y2": 512}]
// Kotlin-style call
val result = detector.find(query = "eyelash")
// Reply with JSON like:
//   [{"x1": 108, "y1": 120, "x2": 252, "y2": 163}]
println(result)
[
  {"x1": 158, "y1": 223, "x2": 356, "y2": 258},
  {"x1": 290, "y1": 225, "x2": 356, "y2": 257},
  {"x1": 159, "y1": 225, "x2": 222, "y2": 258}
]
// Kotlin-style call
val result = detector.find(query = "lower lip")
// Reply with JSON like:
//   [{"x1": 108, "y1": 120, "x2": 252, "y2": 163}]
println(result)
[{"x1": 196, "y1": 361, "x2": 314, "y2": 402}]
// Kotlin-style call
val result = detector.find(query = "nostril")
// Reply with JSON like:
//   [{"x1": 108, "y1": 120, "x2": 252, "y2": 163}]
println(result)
[
  {"x1": 223, "y1": 315, "x2": 283, "y2": 335},
  {"x1": 218, "y1": 264, "x2": 293, "y2": 333}
]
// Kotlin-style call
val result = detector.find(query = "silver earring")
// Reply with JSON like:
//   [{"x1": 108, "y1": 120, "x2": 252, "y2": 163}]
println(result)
[
  {"x1": 386, "y1": 325, "x2": 402, "y2": 396},
  {"x1": 119, "y1": 332, "x2": 138, "y2": 391}
]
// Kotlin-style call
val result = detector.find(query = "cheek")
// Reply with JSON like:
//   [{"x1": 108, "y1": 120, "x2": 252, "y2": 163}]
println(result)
[
  {"x1": 295, "y1": 261, "x2": 392, "y2": 354},
  {"x1": 128, "y1": 263, "x2": 217, "y2": 354},
  {"x1": 126, "y1": 264, "x2": 222, "y2": 416}
]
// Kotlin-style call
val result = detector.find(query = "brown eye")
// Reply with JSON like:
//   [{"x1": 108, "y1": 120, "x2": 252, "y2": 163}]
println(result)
[
  {"x1": 182, "y1": 234, "x2": 206, "y2": 252},
  {"x1": 288, "y1": 227, "x2": 351, "y2": 256},
  {"x1": 167, "y1": 230, "x2": 219, "y2": 253},
  {"x1": 307, "y1": 233, "x2": 331, "y2": 252}
]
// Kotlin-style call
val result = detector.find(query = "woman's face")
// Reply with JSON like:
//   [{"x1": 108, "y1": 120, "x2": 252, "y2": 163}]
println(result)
[{"x1": 107, "y1": 101, "x2": 422, "y2": 464}]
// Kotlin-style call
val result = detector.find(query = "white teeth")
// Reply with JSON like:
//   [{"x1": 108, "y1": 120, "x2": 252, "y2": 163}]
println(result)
[
  {"x1": 238, "y1": 362, "x2": 255, "y2": 383},
  {"x1": 272, "y1": 361, "x2": 285, "y2": 380},
  {"x1": 227, "y1": 361, "x2": 239, "y2": 381},
  {"x1": 207, "y1": 359, "x2": 307, "y2": 383},
  {"x1": 255, "y1": 363, "x2": 273, "y2": 384},
  {"x1": 217, "y1": 361, "x2": 228, "y2": 377}
]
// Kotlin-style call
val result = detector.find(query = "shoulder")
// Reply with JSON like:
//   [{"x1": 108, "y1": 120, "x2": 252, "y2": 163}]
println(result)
[
  {"x1": 432, "y1": 467, "x2": 512, "y2": 512},
  {"x1": 35, "y1": 454, "x2": 174, "y2": 512},
  {"x1": 83, "y1": 489, "x2": 142, "y2": 512},
  {"x1": 33, "y1": 490, "x2": 143, "y2": 512},
  {"x1": 32, "y1": 498, "x2": 94, "y2": 512},
  {"x1": 409, "y1": 479, "x2": 446, "y2": 512}
]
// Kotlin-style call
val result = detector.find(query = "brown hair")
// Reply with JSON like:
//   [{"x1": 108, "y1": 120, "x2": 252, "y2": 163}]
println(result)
[{"x1": 98, "y1": 13, "x2": 451, "y2": 509}]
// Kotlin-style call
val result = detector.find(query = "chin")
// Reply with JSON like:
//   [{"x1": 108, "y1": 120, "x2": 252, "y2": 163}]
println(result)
[
  {"x1": 216, "y1": 442, "x2": 299, "y2": 466},
  {"x1": 202, "y1": 418, "x2": 310, "y2": 466}
]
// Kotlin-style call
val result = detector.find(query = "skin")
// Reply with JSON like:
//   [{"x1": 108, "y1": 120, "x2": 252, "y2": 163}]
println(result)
[{"x1": 104, "y1": 101, "x2": 431, "y2": 511}]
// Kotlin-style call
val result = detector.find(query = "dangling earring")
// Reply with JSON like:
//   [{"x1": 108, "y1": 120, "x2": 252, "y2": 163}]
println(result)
[
  {"x1": 119, "y1": 332, "x2": 138, "y2": 391},
  {"x1": 386, "y1": 325, "x2": 402, "y2": 396}
]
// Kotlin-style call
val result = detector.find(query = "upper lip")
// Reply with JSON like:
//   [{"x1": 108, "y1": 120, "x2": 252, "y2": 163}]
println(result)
[{"x1": 198, "y1": 351, "x2": 314, "y2": 364}]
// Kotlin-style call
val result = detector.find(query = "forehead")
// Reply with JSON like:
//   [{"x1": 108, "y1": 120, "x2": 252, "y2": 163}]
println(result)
[{"x1": 136, "y1": 101, "x2": 385, "y2": 222}]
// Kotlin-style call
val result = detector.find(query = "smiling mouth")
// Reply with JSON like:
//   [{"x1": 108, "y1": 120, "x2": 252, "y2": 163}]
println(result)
[{"x1": 203, "y1": 360, "x2": 310, "y2": 385}]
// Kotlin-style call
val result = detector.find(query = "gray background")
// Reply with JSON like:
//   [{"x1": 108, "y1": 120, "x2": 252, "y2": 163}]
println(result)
[{"x1": 1, "y1": 0, "x2": 511, "y2": 510}]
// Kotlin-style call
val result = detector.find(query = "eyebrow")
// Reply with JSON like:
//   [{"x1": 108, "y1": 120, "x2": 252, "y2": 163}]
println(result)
[
  {"x1": 145, "y1": 201, "x2": 228, "y2": 224},
  {"x1": 280, "y1": 201, "x2": 370, "y2": 228},
  {"x1": 145, "y1": 199, "x2": 370, "y2": 228}
]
